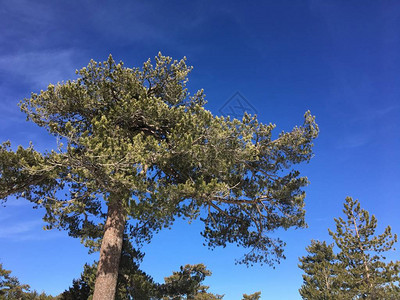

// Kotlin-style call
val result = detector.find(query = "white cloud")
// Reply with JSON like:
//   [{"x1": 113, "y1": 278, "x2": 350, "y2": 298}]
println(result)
[
  {"x1": 0, "y1": 219, "x2": 41, "y2": 237},
  {"x1": 0, "y1": 218, "x2": 62, "y2": 241},
  {"x1": 336, "y1": 133, "x2": 371, "y2": 149},
  {"x1": 355, "y1": 105, "x2": 400, "y2": 122},
  {"x1": 0, "y1": 49, "x2": 79, "y2": 90}
]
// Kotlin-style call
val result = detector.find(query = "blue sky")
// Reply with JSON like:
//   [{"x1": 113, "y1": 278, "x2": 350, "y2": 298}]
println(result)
[{"x1": 1, "y1": 0, "x2": 400, "y2": 298}]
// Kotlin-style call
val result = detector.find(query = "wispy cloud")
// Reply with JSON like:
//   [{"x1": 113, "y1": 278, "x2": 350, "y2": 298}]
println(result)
[
  {"x1": 0, "y1": 218, "x2": 62, "y2": 241},
  {"x1": 0, "y1": 219, "x2": 40, "y2": 238},
  {"x1": 336, "y1": 133, "x2": 371, "y2": 149},
  {"x1": 332, "y1": 104, "x2": 399, "y2": 150},
  {"x1": 353, "y1": 105, "x2": 400, "y2": 122},
  {"x1": 1, "y1": 0, "x2": 55, "y2": 26},
  {"x1": 0, "y1": 49, "x2": 79, "y2": 90}
]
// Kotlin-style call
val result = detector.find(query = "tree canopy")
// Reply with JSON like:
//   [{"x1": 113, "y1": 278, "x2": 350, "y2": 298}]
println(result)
[
  {"x1": 60, "y1": 245, "x2": 257, "y2": 300},
  {"x1": 0, "y1": 53, "x2": 318, "y2": 299},
  {"x1": 299, "y1": 197, "x2": 400, "y2": 299},
  {"x1": 0, "y1": 263, "x2": 57, "y2": 300},
  {"x1": 0, "y1": 263, "x2": 30, "y2": 300},
  {"x1": 242, "y1": 291, "x2": 261, "y2": 300},
  {"x1": 1, "y1": 258, "x2": 254, "y2": 300},
  {"x1": 298, "y1": 240, "x2": 340, "y2": 299}
]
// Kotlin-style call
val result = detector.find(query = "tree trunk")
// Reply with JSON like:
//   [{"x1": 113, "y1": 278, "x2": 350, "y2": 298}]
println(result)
[
  {"x1": 92, "y1": 199, "x2": 126, "y2": 300},
  {"x1": 352, "y1": 216, "x2": 372, "y2": 289}
]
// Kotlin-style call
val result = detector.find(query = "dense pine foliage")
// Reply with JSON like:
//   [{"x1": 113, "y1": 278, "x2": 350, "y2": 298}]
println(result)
[
  {"x1": 299, "y1": 197, "x2": 400, "y2": 299},
  {"x1": 0, "y1": 54, "x2": 318, "y2": 299}
]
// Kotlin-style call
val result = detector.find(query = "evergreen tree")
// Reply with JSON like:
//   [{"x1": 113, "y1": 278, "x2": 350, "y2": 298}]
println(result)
[
  {"x1": 330, "y1": 197, "x2": 400, "y2": 299},
  {"x1": 0, "y1": 263, "x2": 58, "y2": 300},
  {"x1": 63, "y1": 251, "x2": 266, "y2": 300},
  {"x1": 59, "y1": 275, "x2": 91, "y2": 300},
  {"x1": 62, "y1": 260, "x2": 224, "y2": 299},
  {"x1": 24, "y1": 291, "x2": 60, "y2": 300},
  {"x1": 0, "y1": 54, "x2": 318, "y2": 300},
  {"x1": 298, "y1": 240, "x2": 341, "y2": 299},
  {"x1": 61, "y1": 238, "x2": 156, "y2": 300},
  {"x1": 158, "y1": 264, "x2": 223, "y2": 300},
  {"x1": 0, "y1": 263, "x2": 30, "y2": 300},
  {"x1": 242, "y1": 291, "x2": 261, "y2": 300},
  {"x1": 299, "y1": 197, "x2": 400, "y2": 299},
  {"x1": 115, "y1": 238, "x2": 155, "y2": 300}
]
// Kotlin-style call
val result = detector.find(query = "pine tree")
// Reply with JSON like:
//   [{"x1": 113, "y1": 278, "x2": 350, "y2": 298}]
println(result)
[
  {"x1": 0, "y1": 54, "x2": 318, "y2": 300},
  {"x1": 298, "y1": 240, "x2": 341, "y2": 299},
  {"x1": 158, "y1": 264, "x2": 223, "y2": 300},
  {"x1": 59, "y1": 274, "x2": 92, "y2": 300},
  {"x1": 329, "y1": 197, "x2": 400, "y2": 299},
  {"x1": 0, "y1": 263, "x2": 30, "y2": 300},
  {"x1": 61, "y1": 238, "x2": 156, "y2": 300},
  {"x1": 299, "y1": 197, "x2": 400, "y2": 299},
  {"x1": 0, "y1": 263, "x2": 59, "y2": 300},
  {"x1": 62, "y1": 259, "x2": 224, "y2": 299},
  {"x1": 242, "y1": 291, "x2": 261, "y2": 300}
]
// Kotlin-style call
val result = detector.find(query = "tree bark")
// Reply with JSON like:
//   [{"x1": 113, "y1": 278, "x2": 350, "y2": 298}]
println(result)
[{"x1": 92, "y1": 198, "x2": 126, "y2": 300}]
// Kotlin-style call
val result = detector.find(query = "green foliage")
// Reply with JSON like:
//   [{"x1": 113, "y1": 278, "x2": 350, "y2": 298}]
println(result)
[
  {"x1": 242, "y1": 291, "x2": 261, "y2": 300},
  {"x1": 61, "y1": 238, "x2": 155, "y2": 300},
  {"x1": 0, "y1": 263, "x2": 30, "y2": 300},
  {"x1": 0, "y1": 53, "x2": 318, "y2": 267},
  {"x1": 24, "y1": 291, "x2": 60, "y2": 300},
  {"x1": 158, "y1": 264, "x2": 223, "y2": 300},
  {"x1": 115, "y1": 238, "x2": 155, "y2": 299},
  {"x1": 62, "y1": 257, "x2": 223, "y2": 299},
  {"x1": 62, "y1": 238, "x2": 267, "y2": 300},
  {"x1": 299, "y1": 197, "x2": 400, "y2": 299},
  {"x1": 59, "y1": 275, "x2": 91, "y2": 300},
  {"x1": 0, "y1": 263, "x2": 58, "y2": 300},
  {"x1": 298, "y1": 241, "x2": 341, "y2": 299}
]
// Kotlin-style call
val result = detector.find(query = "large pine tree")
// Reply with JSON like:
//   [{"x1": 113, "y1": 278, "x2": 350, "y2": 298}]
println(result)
[
  {"x1": 0, "y1": 54, "x2": 318, "y2": 300},
  {"x1": 299, "y1": 197, "x2": 400, "y2": 299}
]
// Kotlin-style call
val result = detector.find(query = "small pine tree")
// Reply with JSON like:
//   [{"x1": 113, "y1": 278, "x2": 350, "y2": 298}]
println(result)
[
  {"x1": 298, "y1": 240, "x2": 342, "y2": 299},
  {"x1": 242, "y1": 291, "x2": 261, "y2": 300},
  {"x1": 299, "y1": 197, "x2": 400, "y2": 299},
  {"x1": 0, "y1": 263, "x2": 30, "y2": 299},
  {"x1": 59, "y1": 276, "x2": 91, "y2": 300},
  {"x1": 0, "y1": 263, "x2": 59, "y2": 299},
  {"x1": 159, "y1": 264, "x2": 223, "y2": 300},
  {"x1": 329, "y1": 197, "x2": 400, "y2": 298},
  {"x1": 61, "y1": 238, "x2": 156, "y2": 300}
]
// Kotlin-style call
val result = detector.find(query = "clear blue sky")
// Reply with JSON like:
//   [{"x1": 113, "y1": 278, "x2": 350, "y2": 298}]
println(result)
[{"x1": 1, "y1": 1, "x2": 400, "y2": 299}]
